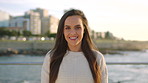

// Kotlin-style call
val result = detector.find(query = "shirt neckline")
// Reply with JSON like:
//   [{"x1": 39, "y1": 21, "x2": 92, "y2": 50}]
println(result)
[{"x1": 66, "y1": 50, "x2": 83, "y2": 55}]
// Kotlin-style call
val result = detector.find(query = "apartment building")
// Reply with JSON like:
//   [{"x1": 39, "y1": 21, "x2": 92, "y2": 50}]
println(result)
[
  {"x1": 25, "y1": 11, "x2": 41, "y2": 34},
  {"x1": 31, "y1": 8, "x2": 59, "y2": 34},
  {"x1": 31, "y1": 8, "x2": 49, "y2": 35},
  {"x1": 48, "y1": 15, "x2": 59, "y2": 34},
  {"x1": 0, "y1": 10, "x2": 10, "y2": 27},
  {"x1": 9, "y1": 16, "x2": 30, "y2": 31},
  {"x1": 1, "y1": 8, "x2": 59, "y2": 35}
]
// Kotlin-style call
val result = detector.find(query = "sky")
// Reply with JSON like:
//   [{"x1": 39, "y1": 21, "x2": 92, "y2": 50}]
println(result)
[{"x1": 0, "y1": 0, "x2": 148, "y2": 41}]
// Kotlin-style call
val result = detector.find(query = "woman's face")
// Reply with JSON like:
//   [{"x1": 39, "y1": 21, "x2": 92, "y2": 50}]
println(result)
[{"x1": 64, "y1": 15, "x2": 84, "y2": 48}]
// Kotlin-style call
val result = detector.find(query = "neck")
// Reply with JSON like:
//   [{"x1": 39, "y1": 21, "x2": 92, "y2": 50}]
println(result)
[{"x1": 68, "y1": 44, "x2": 81, "y2": 52}]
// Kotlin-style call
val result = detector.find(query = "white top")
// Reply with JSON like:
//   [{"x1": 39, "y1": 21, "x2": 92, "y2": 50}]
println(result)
[{"x1": 41, "y1": 50, "x2": 108, "y2": 83}]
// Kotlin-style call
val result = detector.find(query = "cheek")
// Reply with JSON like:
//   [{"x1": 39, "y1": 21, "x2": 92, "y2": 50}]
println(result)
[
  {"x1": 80, "y1": 33, "x2": 84, "y2": 39},
  {"x1": 79, "y1": 29, "x2": 84, "y2": 38},
  {"x1": 63, "y1": 31, "x2": 68, "y2": 39}
]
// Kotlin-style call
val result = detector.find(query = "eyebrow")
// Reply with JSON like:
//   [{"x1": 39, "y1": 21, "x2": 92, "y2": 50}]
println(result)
[
  {"x1": 74, "y1": 25, "x2": 81, "y2": 27},
  {"x1": 64, "y1": 25, "x2": 81, "y2": 27},
  {"x1": 64, "y1": 25, "x2": 70, "y2": 27}
]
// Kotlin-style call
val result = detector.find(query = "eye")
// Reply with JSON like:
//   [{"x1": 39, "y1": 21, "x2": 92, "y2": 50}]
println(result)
[
  {"x1": 65, "y1": 27, "x2": 71, "y2": 30},
  {"x1": 75, "y1": 27, "x2": 81, "y2": 30}
]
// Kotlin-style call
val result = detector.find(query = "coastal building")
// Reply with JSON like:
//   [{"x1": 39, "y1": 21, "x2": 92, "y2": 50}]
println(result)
[
  {"x1": 30, "y1": 8, "x2": 59, "y2": 34},
  {"x1": 0, "y1": 10, "x2": 10, "y2": 27},
  {"x1": 96, "y1": 32, "x2": 105, "y2": 39},
  {"x1": 41, "y1": 17, "x2": 50, "y2": 34},
  {"x1": 32, "y1": 8, "x2": 49, "y2": 18},
  {"x1": 31, "y1": 8, "x2": 49, "y2": 34},
  {"x1": 1, "y1": 8, "x2": 59, "y2": 35},
  {"x1": 9, "y1": 16, "x2": 30, "y2": 31},
  {"x1": 25, "y1": 11, "x2": 41, "y2": 34},
  {"x1": 40, "y1": 15, "x2": 59, "y2": 34},
  {"x1": 49, "y1": 15, "x2": 59, "y2": 34}
]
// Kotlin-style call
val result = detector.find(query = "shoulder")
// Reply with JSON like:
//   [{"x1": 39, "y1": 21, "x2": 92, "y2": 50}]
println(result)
[
  {"x1": 44, "y1": 50, "x2": 52, "y2": 60},
  {"x1": 92, "y1": 50, "x2": 104, "y2": 60},
  {"x1": 42, "y1": 50, "x2": 52, "y2": 68},
  {"x1": 46, "y1": 50, "x2": 52, "y2": 56},
  {"x1": 92, "y1": 50, "x2": 106, "y2": 65}
]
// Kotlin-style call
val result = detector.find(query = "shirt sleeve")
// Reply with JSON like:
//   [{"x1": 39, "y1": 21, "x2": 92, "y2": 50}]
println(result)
[
  {"x1": 95, "y1": 51, "x2": 108, "y2": 83},
  {"x1": 41, "y1": 51, "x2": 51, "y2": 83}
]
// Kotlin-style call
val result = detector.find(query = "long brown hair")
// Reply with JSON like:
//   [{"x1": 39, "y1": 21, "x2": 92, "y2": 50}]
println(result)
[{"x1": 50, "y1": 9, "x2": 101, "y2": 83}]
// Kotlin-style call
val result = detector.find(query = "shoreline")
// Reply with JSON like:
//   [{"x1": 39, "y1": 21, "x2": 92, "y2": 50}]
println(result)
[{"x1": 0, "y1": 40, "x2": 148, "y2": 56}]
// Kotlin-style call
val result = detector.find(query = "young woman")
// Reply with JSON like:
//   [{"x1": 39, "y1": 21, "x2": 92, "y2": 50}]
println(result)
[{"x1": 41, "y1": 9, "x2": 108, "y2": 83}]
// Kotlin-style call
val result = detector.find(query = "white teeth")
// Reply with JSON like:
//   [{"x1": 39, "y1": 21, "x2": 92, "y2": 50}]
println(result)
[{"x1": 69, "y1": 37, "x2": 78, "y2": 39}]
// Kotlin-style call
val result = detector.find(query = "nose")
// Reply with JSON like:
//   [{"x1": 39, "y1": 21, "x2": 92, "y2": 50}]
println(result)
[{"x1": 70, "y1": 29, "x2": 76, "y2": 34}]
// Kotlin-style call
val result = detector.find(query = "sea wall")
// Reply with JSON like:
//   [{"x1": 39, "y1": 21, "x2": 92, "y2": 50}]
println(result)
[
  {"x1": 94, "y1": 41, "x2": 148, "y2": 50},
  {"x1": 0, "y1": 41, "x2": 54, "y2": 50},
  {"x1": 0, "y1": 41, "x2": 54, "y2": 55},
  {"x1": 0, "y1": 40, "x2": 148, "y2": 55}
]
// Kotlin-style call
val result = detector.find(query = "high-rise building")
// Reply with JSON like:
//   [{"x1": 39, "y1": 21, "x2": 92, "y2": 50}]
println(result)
[
  {"x1": 25, "y1": 11, "x2": 41, "y2": 34},
  {"x1": 31, "y1": 8, "x2": 49, "y2": 34},
  {"x1": 41, "y1": 15, "x2": 59, "y2": 34},
  {"x1": 9, "y1": 16, "x2": 30, "y2": 31},
  {"x1": 32, "y1": 8, "x2": 49, "y2": 18},
  {"x1": 31, "y1": 8, "x2": 59, "y2": 34},
  {"x1": 0, "y1": 10, "x2": 10, "y2": 27},
  {"x1": 41, "y1": 17, "x2": 50, "y2": 34},
  {"x1": 49, "y1": 15, "x2": 59, "y2": 34}
]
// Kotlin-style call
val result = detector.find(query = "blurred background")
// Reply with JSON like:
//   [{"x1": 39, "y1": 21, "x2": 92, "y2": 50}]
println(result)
[{"x1": 0, "y1": 0, "x2": 148, "y2": 83}]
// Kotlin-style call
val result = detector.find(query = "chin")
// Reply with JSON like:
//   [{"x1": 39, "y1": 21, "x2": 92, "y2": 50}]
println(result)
[
  {"x1": 69, "y1": 42, "x2": 81, "y2": 46},
  {"x1": 69, "y1": 43, "x2": 77, "y2": 46}
]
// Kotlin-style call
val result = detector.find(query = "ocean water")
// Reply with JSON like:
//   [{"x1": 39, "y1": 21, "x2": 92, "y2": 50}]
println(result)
[
  {"x1": 0, "y1": 50, "x2": 148, "y2": 83},
  {"x1": 105, "y1": 51, "x2": 148, "y2": 83}
]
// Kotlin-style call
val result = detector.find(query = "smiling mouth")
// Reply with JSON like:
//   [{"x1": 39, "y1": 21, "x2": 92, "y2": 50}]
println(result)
[{"x1": 69, "y1": 36, "x2": 78, "y2": 40}]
